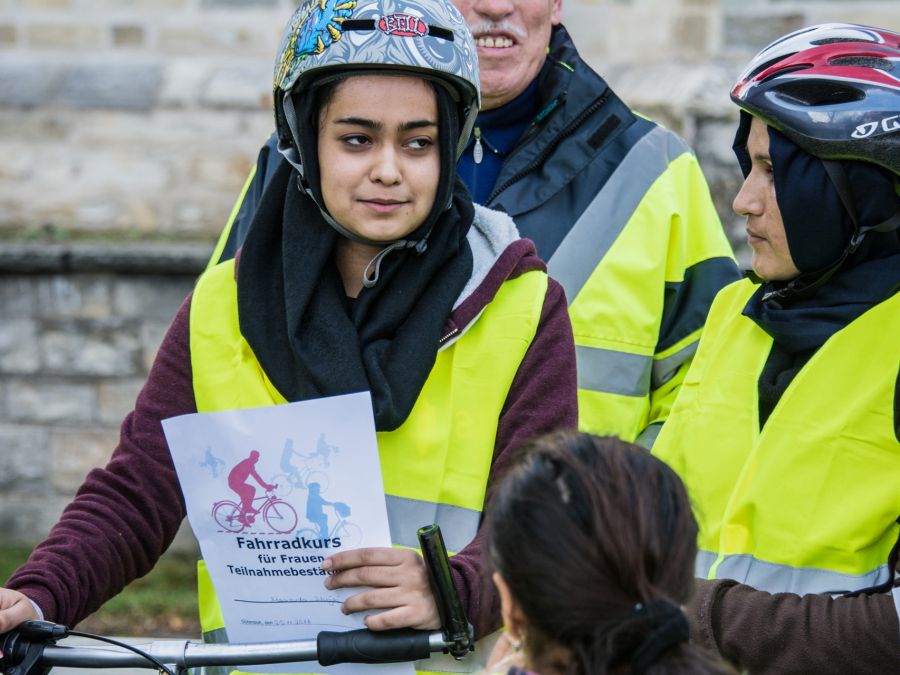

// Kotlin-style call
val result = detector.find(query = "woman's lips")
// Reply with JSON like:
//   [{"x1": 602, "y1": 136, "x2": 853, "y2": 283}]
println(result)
[{"x1": 361, "y1": 200, "x2": 407, "y2": 214}]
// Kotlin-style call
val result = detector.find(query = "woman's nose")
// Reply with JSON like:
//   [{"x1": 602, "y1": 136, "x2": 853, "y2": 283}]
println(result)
[
  {"x1": 369, "y1": 146, "x2": 402, "y2": 185},
  {"x1": 733, "y1": 174, "x2": 761, "y2": 216}
]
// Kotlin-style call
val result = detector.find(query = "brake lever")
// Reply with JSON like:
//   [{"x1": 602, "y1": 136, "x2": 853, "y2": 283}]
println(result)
[
  {"x1": 1, "y1": 621, "x2": 67, "y2": 675},
  {"x1": 417, "y1": 524, "x2": 473, "y2": 660}
]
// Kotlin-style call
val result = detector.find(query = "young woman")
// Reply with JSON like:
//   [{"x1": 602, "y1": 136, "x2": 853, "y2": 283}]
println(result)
[
  {"x1": 0, "y1": 1, "x2": 577, "y2": 673},
  {"x1": 653, "y1": 23, "x2": 900, "y2": 673},
  {"x1": 483, "y1": 431, "x2": 731, "y2": 675}
]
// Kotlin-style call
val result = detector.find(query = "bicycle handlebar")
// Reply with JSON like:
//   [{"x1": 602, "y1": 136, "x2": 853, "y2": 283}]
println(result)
[
  {"x1": 0, "y1": 522, "x2": 474, "y2": 673},
  {"x1": 0, "y1": 623, "x2": 448, "y2": 673}
]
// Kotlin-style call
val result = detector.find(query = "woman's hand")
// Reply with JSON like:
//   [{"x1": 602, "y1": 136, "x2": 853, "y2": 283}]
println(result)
[
  {"x1": 323, "y1": 547, "x2": 440, "y2": 631},
  {"x1": 0, "y1": 588, "x2": 39, "y2": 633}
]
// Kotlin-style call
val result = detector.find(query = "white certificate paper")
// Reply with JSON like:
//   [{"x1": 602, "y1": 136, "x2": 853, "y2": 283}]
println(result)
[{"x1": 162, "y1": 392, "x2": 412, "y2": 674}]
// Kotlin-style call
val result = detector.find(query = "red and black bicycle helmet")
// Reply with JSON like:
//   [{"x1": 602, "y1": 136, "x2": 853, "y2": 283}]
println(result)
[{"x1": 731, "y1": 23, "x2": 900, "y2": 177}]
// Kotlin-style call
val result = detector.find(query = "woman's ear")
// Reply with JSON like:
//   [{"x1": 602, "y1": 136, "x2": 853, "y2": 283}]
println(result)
[{"x1": 492, "y1": 571, "x2": 527, "y2": 641}]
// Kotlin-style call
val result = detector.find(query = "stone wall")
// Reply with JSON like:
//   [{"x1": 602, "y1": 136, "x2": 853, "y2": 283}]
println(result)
[
  {"x1": 0, "y1": 243, "x2": 208, "y2": 548},
  {"x1": 1, "y1": 1, "x2": 899, "y2": 546},
  {"x1": 1, "y1": 1, "x2": 898, "y2": 239}
]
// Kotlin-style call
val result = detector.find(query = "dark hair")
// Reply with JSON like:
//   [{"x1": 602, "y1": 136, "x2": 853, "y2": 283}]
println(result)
[{"x1": 485, "y1": 431, "x2": 731, "y2": 675}]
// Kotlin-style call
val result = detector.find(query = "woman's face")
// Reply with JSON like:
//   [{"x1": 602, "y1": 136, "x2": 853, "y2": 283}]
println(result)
[
  {"x1": 733, "y1": 116, "x2": 800, "y2": 282},
  {"x1": 317, "y1": 75, "x2": 440, "y2": 243}
]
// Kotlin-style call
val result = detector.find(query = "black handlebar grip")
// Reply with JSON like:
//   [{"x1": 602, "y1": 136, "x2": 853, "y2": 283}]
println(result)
[{"x1": 317, "y1": 628, "x2": 432, "y2": 666}]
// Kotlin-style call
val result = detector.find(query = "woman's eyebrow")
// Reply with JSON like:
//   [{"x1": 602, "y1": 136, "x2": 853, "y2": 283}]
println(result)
[
  {"x1": 398, "y1": 119, "x2": 437, "y2": 131},
  {"x1": 333, "y1": 117, "x2": 437, "y2": 131},
  {"x1": 334, "y1": 116, "x2": 380, "y2": 129}
]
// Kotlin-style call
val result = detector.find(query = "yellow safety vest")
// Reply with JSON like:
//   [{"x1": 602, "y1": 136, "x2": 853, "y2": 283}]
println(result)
[
  {"x1": 189, "y1": 258, "x2": 547, "y2": 674},
  {"x1": 654, "y1": 279, "x2": 900, "y2": 594},
  {"x1": 547, "y1": 128, "x2": 736, "y2": 447}
]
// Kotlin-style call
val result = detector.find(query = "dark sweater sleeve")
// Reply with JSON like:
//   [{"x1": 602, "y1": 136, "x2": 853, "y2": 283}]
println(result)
[
  {"x1": 5, "y1": 296, "x2": 197, "y2": 626},
  {"x1": 448, "y1": 276, "x2": 578, "y2": 638},
  {"x1": 690, "y1": 578, "x2": 900, "y2": 674}
]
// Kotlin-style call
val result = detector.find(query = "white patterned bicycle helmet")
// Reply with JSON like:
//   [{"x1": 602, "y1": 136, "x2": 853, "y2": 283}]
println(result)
[
  {"x1": 274, "y1": 0, "x2": 479, "y2": 162},
  {"x1": 731, "y1": 22, "x2": 900, "y2": 176}
]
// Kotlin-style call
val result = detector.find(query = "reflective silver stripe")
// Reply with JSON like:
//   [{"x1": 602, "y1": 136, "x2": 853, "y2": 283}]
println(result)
[
  {"x1": 713, "y1": 553, "x2": 891, "y2": 595},
  {"x1": 695, "y1": 550, "x2": 718, "y2": 579},
  {"x1": 651, "y1": 341, "x2": 698, "y2": 389},
  {"x1": 576, "y1": 344, "x2": 651, "y2": 397},
  {"x1": 202, "y1": 627, "x2": 229, "y2": 644},
  {"x1": 547, "y1": 125, "x2": 691, "y2": 304},
  {"x1": 200, "y1": 628, "x2": 234, "y2": 675},
  {"x1": 635, "y1": 422, "x2": 663, "y2": 449},
  {"x1": 387, "y1": 494, "x2": 481, "y2": 553}
]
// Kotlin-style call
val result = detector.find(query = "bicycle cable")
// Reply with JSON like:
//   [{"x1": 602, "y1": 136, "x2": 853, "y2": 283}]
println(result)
[{"x1": 66, "y1": 630, "x2": 176, "y2": 675}]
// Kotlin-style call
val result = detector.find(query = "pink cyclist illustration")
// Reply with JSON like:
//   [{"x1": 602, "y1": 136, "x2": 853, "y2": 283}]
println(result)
[{"x1": 212, "y1": 449, "x2": 297, "y2": 534}]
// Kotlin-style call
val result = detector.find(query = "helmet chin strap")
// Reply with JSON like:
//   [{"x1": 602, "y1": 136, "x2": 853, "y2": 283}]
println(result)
[{"x1": 289, "y1": 172, "x2": 432, "y2": 290}]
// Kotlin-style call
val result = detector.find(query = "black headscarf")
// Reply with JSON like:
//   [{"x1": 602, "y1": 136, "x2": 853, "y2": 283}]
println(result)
[
  {"x1": 734, "y1": 113, "x2": 900, "y2": 354},
  {"x1": 236, "y1": 84, "x2": 475, "y2": 431}
]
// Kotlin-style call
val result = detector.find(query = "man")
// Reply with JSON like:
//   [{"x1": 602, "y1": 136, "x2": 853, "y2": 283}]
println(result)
[
  {"x1": 209, "y1": 0, "x2": 739, "y2": 446},
  {"x1": 653, "y1": 23, "x2": 900, "y2": 673}
]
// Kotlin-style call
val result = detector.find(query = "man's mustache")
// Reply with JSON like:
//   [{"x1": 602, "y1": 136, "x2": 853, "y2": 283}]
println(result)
[{"x1": 469, "y1": 20, "x2": 528, "y2": 40}]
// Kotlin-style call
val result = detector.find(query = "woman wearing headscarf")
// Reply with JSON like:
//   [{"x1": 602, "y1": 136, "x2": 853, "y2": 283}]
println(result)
[{"x1": 653, "y1": 23, "x2": 900, "y2": 674}]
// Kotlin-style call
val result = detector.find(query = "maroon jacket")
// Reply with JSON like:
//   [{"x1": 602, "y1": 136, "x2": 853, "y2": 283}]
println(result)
[{"x1": 6, "y1": 237, "x2": 577, "y2": 640}]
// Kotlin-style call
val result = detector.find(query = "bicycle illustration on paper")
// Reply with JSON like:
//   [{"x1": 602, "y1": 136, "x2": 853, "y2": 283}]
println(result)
[
  {"x1": 271, "y1": 435, "x2": 339, "y2": 497},
  {"x1": 295, "y1": 497, "x2": 362, "y2": 549},
  {"x1": 212, "y1": 449, "x2": 298, "y2": 534},
  {"x1": 212, "y1": 489, "x2": 298, "y2": 534}
]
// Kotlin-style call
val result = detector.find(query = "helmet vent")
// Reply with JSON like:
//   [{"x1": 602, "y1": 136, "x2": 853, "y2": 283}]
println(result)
[
  {"x1": 759, "y1": 63, "x2": 810, "y2": 84},
  {"x1": 747, "y1": 55, "x2": 792, "y2": 80},
  {"x1": 829, "y1": 55, "x2": 895, "y2": 72},
  {"x1": 776, "y1": 79, "x2": 865, "y2": 105},
  {"x1": 811, "y1": 37, "x2": 871, "y2": 46}
]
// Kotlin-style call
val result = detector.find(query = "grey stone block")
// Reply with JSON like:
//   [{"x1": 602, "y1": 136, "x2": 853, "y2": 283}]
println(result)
[
  {"x1": 0, "y1": 319, "x2": 41, "y2": 374},
  {"x1": 34, "y1": 276, "x2": 113, "y2": 320},
  {"x1": 50, "y1": 428, "x2": 119, "y2": 493},
  {"x1": 42, "y1": 321, "x2": 142, "y2": 377},
  {"x1": 0, "y1": 59, "x2": 67, "y2": 107},
  {"x1": 60, "y1": 61, "x2": 164, "y2": 111},
  {"x1": 97, "y1": 378, "x2": 144, "y2": 425},
  {"x1": 0, "y1": 242, "x2": 211, "y2": 275},
  {"x1": 0, "y1": 278, "x2": 39, "y2": 319},
  {"x1": 112, "y1": 276, "x2": 194, "y2": 321},
  {"x1": 0, "y1": 495, "x2": 67, "y2": 544},
  {"x1": 112, "y1": 25, "x2": 145, "y2": 48},
  {"x1": 0, "y1": 424, "x2": 51, "y2": 490},
  {"x1": 140, "y1": 321, "x2": 172, "y2": 371},
  {"x1": 6, "y1": 378, "x2": 96, "y2": 425},
  {"x1": 723, "y1": 13, "x2": 805, "y2": 51},
  {"x1": 200, "y1": 63, "x2": 271, "y2": 110}
]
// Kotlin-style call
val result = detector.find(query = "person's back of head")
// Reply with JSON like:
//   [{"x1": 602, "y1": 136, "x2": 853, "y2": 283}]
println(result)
[{"x1": 485, "y1": 431, "x2": 731, "y2": 675}]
